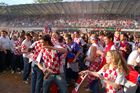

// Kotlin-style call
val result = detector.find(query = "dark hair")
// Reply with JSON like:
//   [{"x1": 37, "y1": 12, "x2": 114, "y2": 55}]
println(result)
[
  {"x1": 25, "y1": 33, "x2": 31, "y2": 37},
  {"x1": 75, "y1": 31, "x2": 80, "y2": 35},
  {"x1": 41, "y1": 34, "x2": 53, "y2": 46},
  {"x1": 105, "y1": 32, "x2": 114, "y2": 41},
  {"x1": 1, "y1": 30, "x2": 7, "y2": 33},
  {"x1": 58, "y1": 36, "x2": 64, "y2": 43},
  {"x1": 56, "y1": 31, "x2": 60, "y2": 36},
  {"x1": 66, "y1": 35, "x2": 72, "y2": 41},
  {"x1": 121, "y1": 33, "x2": 128, "y2": 39},
  {"x1": 99, "y1": 31, "x2": 105, "y2": 36}
]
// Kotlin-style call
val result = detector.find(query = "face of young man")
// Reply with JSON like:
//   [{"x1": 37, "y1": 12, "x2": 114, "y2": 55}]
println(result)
[
  {"x1": 104, "y1": 36, "x2": 110, "y2": 45},
  {"x1": 1, "y1": 31, "x2": 6, "y2": 37},
  {"x1": 65, "y1": 37, "x2": 72, "y2": 45},
  {"x1": 25, "y1": 35, "x2": 31, "y2": 41}
]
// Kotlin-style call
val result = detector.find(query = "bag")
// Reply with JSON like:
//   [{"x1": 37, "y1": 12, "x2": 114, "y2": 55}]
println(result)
[
  {"x1": 126, "y1": 66, "x2": 139, "y2": 84},
  {"x1": 67, "y1": 52, "x2": 75, "y2": 63}
]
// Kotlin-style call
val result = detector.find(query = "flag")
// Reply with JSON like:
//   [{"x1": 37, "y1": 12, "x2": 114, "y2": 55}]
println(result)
[
  {"x1": 44, "y1": 24, "x2": 52, "y2": 33},
  {"x1": 72, "y1": 74, "x2": 87, "y2": 93}
]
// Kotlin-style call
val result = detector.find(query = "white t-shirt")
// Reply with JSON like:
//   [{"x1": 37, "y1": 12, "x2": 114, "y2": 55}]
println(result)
[
  {"x1": 0, "y1": 36, "x2": 11, "y2": 50},
  {"x1": 136, "y1": 55, "x2": 140, "y2": 63},
  {"x1": 22, "y1": 39, "x2": 32, "y2": 57},
  {"x1": 110, "y1": 45, "x2": 116, "y2": 50},
  {"x1": 85, "y1": 43, "x2": 102, "y2": 66},
  {"x1": 127, "y1": 50, "x2": 140, "y2": 66}
]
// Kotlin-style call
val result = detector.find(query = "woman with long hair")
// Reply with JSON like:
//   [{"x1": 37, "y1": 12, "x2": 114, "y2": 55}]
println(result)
[{"x1": 80, "y1": 50, "x2": 129, "y2": 93}]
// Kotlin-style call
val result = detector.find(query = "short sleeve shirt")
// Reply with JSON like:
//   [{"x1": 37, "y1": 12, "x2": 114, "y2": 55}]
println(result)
[{"x1": 98, "y1": 67, "x2": 126, "y2": 93}]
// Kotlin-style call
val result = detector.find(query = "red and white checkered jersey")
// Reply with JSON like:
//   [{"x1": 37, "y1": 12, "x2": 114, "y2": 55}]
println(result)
[
  {"x1": 31, "y1": 41, "x2": 42, "y2": 61},
  {"x1": 54, "y1": 44, "x2": 67, "y2": 73},
  {"x1": 42, "y1": 48, "x2": 60, "y2": 74},
  {"x1": 88, "y1": 62, "x2": 100, "y2": 82},
  {"x1": 99, "y1": 68, "x2": 124, "y2": 93},
  {"x1": 14, "y1": 40, "x2": 22, "y2": 55}
]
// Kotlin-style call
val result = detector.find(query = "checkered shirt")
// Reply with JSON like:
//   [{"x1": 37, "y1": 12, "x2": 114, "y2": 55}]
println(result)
[
  {"x1": 88, "y1": 62, "x2": 100, "y2": 82},
  {"x1": 42, "y1": 49, "x2": 60, "y2": 74},
  {"x1": 32, "y1": 41, "x2": 42, "y2": 61},
  {"x1": 102, "y1": 68, "x2": 123, "y2": 93},
  {"x1": 21, "y1": 44, "x2": 27, "y2": 50},
  {"x1": 14, "y1": 40, "x2": 22, "y2": 55}
]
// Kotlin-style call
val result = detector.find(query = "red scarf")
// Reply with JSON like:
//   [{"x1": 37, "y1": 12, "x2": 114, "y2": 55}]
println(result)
[
  {"x1": 104, "y1": 41, "x2": 114, "y2": 53},
  {"x1": 114, "y1": 35, "x2": 120, "y2": 41},
  {"x1": 99, "y1": 41, "x2": 114, "y2": 70}
]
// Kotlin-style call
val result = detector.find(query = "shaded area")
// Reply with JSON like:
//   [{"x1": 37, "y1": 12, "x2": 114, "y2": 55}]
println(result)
[
  {"x1": 0, "y1": 71, "x2": 89, "y2": 93},
  {"x1": 0, "y1": 72, "x2": 30, "y2": 93}
]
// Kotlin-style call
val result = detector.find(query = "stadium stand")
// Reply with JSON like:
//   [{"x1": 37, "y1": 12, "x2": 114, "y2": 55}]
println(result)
[{"x1": 0, "y1": 0, "x2": 139, "y2": 31}]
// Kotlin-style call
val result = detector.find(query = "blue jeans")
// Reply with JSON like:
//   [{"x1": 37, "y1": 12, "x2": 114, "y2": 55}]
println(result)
[
  {"x1": 32, "y1": 64, "x2": 44, "y2": 93},
  {"x1": 43, "y1": 74, "x2": 68, "y2": 93},
  {"x1": 22, "y1": 57, "x2": 31, "y2": 81}
]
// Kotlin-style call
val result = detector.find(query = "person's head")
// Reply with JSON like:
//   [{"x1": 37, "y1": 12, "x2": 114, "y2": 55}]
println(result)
[
  {"x1": 40, "y1": 34, "x2": 53, "y2": 46},
  {"x1": 25, "y1": 33, "x2": 32, "y2": 41},
  {"x1": 12, "y1": 35, "x2": 17, "y2": 41},
  {"x1": 21, "y1": 30, "x2": 25, "y2": 35},
  {"x1": 90, "y1": 34, "x2": 98, "y2": 44},
  {"x1": 65, "y1": 35, "x2": 73, "y2": 44},
  {"x1": 98, "y1": 31, "x2": 105, "y2": 40},
  {"x1": 106, "y1": 50, "x2": 121, "y2": 65},
  {"x1": 74, "y1": 31, "x2": 80, "y2": 38},
  {"x1": 58, "y1": 36, "x2": 64, "y2": 43},
  {"x1": 114, "y1": 31, "x2": 120, "y2": 38},
  {"x1": 1, "y1": 30, "x2": 7, "y2": 37},
  {"x1": 105, "y1": 50, "x2": 129, "y2": 74},
  {"x1": 120, "y1": 33, "x2": 128, "y2": 41},
  {"x1": 104, "y1": 32, "x2": 113, "y2": 45},
  {"x1": 52, "y1": 32, "x2": 60, "y2": 40},
  {"x1": 30, "y1": 31, "x2": 35, "y2": 37}
]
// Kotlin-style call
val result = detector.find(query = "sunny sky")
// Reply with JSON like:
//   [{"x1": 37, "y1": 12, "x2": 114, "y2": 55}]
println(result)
[
  {"x1": 0, "y1": 0, "x2": 34, "y2": 5},
  {"x1": 0, "y1": 0, "x2": 104, "y2": 5}
]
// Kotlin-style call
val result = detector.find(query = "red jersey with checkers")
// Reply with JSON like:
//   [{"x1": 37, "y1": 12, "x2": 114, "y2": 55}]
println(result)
[
  {"x1": 42, "y1": 48, "x2": 60, "y2": 74},
  {"x1": 32, "y1": 41, "x2": 42, "y2": 61},
  {"x1": 14, "y1": 40, "x2": 22, "y2": 55},
  {"x1": 88, "y1": 62, "x2": 100, "y2": 82},
  {"x1": 102, "y1": 68, "x2": 123, "y2": 93}
]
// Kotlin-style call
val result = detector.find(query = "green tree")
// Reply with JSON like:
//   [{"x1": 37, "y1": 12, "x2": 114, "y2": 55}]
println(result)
[{"x1": 34, "y1": 0, "x2": 63, "y2": 3}]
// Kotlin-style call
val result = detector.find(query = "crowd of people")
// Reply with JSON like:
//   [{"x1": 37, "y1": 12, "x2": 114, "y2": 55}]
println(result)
[
  {"x1": 0, "y1": 29, "x2": 140, "y2": 93},
  {"x1": 0, "y1": 15, "x2": 138, "y2": 29},
  {"x1": 53, "y1": 18, "x2": 137, "y2": 29}
]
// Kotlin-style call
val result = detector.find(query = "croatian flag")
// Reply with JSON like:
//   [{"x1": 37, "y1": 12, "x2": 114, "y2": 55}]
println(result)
[
  {"x1": 72, "y1": 74, "x2": 87, "y2": 93},
  {"x1": 44, "y1": 23, "x2": 52, "y2": 33}
]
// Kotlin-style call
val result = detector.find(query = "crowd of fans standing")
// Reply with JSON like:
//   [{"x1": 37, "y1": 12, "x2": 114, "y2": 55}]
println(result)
[{"x1": 0, "y1": 29, "x2": 140, "y2": 93}]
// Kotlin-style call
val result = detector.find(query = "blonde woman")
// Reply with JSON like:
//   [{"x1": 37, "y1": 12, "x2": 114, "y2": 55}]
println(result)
[{"x1": 81, "y1": 50, "x2": 129, "y2": 93}]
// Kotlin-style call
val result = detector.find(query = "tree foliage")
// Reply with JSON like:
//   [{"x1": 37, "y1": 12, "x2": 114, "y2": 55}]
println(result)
[{"x1": 34, "y1": 0, "x2": 63, "y2": 3}]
